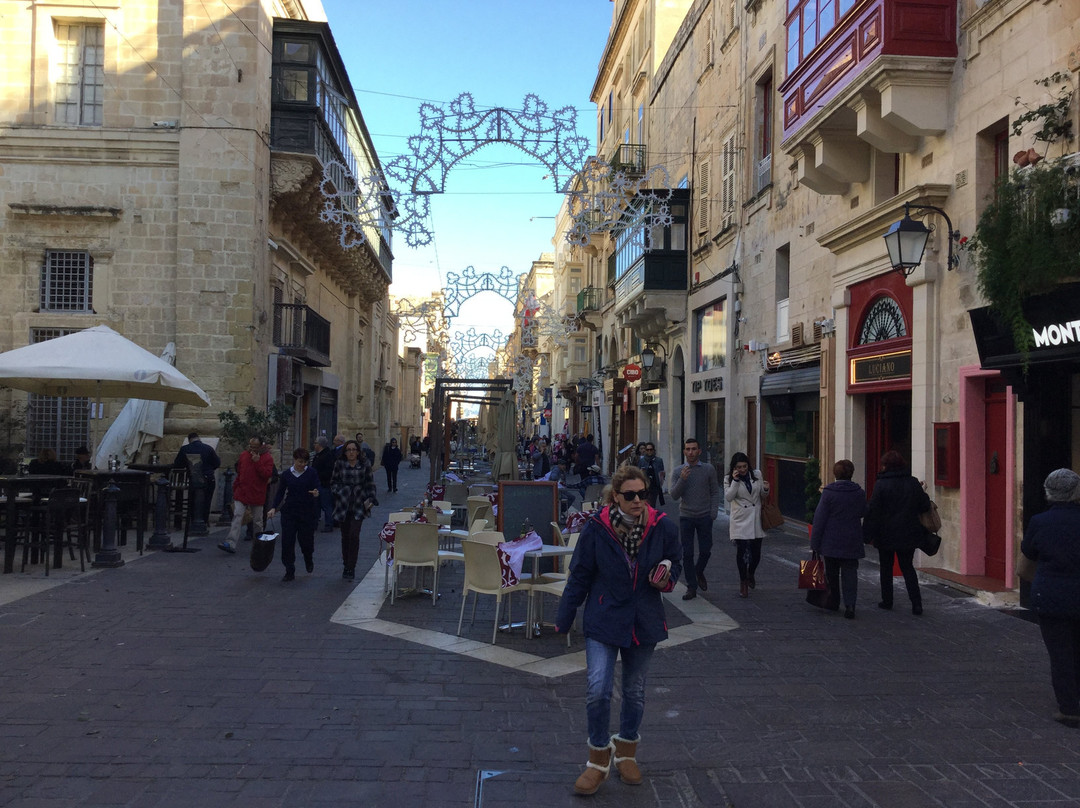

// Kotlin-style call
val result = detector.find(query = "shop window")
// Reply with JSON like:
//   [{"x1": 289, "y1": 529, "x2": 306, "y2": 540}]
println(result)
[{"x1": 694, "y1": 299, "x2": 727, "y2": 372}]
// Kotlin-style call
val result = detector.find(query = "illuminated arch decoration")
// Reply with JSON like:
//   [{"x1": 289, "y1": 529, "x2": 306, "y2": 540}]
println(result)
[
  {"x1": 449, "y1": 328, "x2": 507, "y2": 355},
  {"x1": 392, "y1": 298, "x2": 449, "y2": 349},
  {"x1": 452, "y1": 355, "x2": 495, "y2": 379},
  {"x1": 443, "y1": 266, "x2": 522, "y2": 319},
  {"x1": 565, "y1": 157, "x2": 675, "y2": 246},
  {"x1": 378, "y1": 92, "x2": 590, "y2": 249}
]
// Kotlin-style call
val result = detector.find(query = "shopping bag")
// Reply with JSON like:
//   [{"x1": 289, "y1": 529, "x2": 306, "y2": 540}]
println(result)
[
  {"x1": 919, "y1": 500, "x2": 942, "y2": 533},
  {"x1": 798, "y1": 554, "x2": 827, "y2": 590},
  {"x1": 919, "y1": 532, "x2": 942, "y2": 556},
  {"x1": 761, "y1": 500, "x2": 785, "y2": 530},
  {"x1": 250, "y1": 517, "x2": 279, "y2": 572},
  {"x1": 805, "y1": 586, "x2": 833, "y2": 609}
]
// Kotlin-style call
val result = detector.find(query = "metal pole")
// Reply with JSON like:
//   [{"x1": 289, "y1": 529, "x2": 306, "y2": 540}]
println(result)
[
  {"x1": 91, "y1": 482, "x2": 125, "y2": 568},
  {"x1": 217, "y1": 468, "x2": 235, "y2": 526},
  {"x1": 148, "y1": 475, "x2": 172, "y2": 550}
]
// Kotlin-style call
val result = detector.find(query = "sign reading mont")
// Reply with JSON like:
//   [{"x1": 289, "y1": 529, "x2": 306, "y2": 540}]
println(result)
[{"x1": 623, "y1": 363, "x2": 642, "y2": 381}]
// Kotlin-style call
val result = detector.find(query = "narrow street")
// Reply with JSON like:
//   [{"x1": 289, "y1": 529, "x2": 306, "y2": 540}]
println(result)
[{"x1": 0, "y1": 463, "x2": 1075, "y2": 807}]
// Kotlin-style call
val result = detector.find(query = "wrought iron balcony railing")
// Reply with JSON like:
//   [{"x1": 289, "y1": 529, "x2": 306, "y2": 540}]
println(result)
[
  {"x1": 273, "y1": 303, "x2": 331, "y2": 367},
  {"x1": 609, "y1": 143, "x2": 647, "y2": 176},
  {"x1": 577, "y1": 286, "x2": 603, "y2": 313}
]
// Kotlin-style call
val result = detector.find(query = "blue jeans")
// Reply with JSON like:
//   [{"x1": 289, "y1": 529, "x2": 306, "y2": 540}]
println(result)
[
  {"x1": 679, "y1": 515, "x2": 714, "y2": 591},
  {"x1": 585, "y1": 639, "x2": 655, "y2": 747}
]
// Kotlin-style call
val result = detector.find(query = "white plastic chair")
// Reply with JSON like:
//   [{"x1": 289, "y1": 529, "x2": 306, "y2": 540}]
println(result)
[
  {"x1": 457, "y1": 539, "x2": 532, "y2": 644},
  {"x1": 391, "y1": 522, "x2": 463, "y2": 605}
]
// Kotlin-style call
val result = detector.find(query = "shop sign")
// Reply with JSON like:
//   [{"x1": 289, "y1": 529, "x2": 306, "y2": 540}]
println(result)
[
  {"x1": 638, "y1": 389, "x2": 660, "y2": 406},
  {"x1": 850, "y1": 350, "x2": 912, "y2": 385},
  {"x1": 1032, "y1": 319, "x2": 1080, "y2": 349},
  {"x1": 690, "y1": 377, "x2": 724, "y2": 393},
  {"x1": 623, "y1": 363, "x2": 642, "y2": 381},
  {"x1": 581, "y1": 405, "x2": 593, "y2": 413}
]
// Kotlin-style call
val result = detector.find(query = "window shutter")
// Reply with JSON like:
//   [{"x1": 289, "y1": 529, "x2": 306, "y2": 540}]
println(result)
[
  {"x1": 696, "y1": 159, "x2": 711, "y2": 234},
  {"x1": 721, "y1": 136, "x2": 736, "y2": 230}
]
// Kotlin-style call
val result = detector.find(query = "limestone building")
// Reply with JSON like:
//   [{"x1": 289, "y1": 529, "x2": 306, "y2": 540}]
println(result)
[
  {"x1": 550, "y1": 0, "x2": 1078, "y2": 592},
  {"x1": 0, "y1": 0, "x2": 402, "y2": 465}
]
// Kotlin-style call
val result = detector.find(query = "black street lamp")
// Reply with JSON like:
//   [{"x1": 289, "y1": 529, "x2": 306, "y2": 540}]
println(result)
[{"x1": 883, "y1": 203, "x2": 960, "y2": 276}]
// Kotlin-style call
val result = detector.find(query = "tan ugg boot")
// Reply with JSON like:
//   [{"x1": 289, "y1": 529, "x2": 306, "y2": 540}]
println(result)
[
  {"x1": 612, "y1": 734, "x2": 642, "y2": 785},
  {"x1": 574, "y1": 741, "x2": 613, "y2": 795}
]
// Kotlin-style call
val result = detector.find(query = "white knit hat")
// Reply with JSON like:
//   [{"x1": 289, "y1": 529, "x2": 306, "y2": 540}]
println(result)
[{"x1": 1043, "y1": 468, "x2": 1080, "y2": 503}]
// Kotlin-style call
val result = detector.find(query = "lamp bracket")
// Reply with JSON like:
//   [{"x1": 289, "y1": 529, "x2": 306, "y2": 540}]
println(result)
[{"x1": 905, "y1": 203, "x2": 960, "y2": 271}]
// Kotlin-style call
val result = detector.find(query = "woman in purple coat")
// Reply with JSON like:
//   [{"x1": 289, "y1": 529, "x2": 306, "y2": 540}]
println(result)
[{"x1": 810, "y1": 459, "x2": 868, "y2": 618}]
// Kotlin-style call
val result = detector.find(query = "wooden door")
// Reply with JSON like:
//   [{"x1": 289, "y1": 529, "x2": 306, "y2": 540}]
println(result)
[
  {"x1": 865, "y1": 391, "x2": 911, "y2": 495},
  {"x1": 983, "y1": 382, "x2": 1007, "y2": 580}
]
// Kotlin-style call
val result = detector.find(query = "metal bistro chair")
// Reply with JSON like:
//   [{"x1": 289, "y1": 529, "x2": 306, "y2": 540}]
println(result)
[{"x1": 27, "y1": 488, "x2": 86, "y2": 575}]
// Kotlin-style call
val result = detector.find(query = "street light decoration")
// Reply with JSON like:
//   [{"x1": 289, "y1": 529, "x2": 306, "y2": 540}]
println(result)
[{"x1": 883, "y1": 203, "x2": 961, "y2": 276}]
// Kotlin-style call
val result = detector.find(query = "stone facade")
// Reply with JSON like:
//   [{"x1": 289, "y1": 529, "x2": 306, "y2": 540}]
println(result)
[
  {"x1": 526, "y1": 0, "x2": 1079, "y2": 589},
  {"x1": 0, "y1": 0, "x2": 414, "y2": 466}
]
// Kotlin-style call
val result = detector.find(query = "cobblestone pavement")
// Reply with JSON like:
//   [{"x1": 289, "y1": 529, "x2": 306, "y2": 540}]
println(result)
[{"x1": 0, "y1": 465, "x2": 1076, "y2": 807}]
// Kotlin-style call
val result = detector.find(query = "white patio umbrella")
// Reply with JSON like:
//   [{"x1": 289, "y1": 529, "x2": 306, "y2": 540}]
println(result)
[
  {"x1": 0, "y1": 325, "x2": 210, "y2": 407},
  {"x1": 91, "y1": 342, "x2": 177, "y2": 469}
]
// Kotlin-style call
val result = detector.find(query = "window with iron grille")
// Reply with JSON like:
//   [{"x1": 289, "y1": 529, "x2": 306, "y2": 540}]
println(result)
[
  {"x1": 40, "y1": 250, "x2": 93, "y2": 311},
  {"x1": 53, "y1": 22, "x2": 105, "y2": 126},
  {"x1": 25, "y1": 328, "x2": 90, "y2": 460}
]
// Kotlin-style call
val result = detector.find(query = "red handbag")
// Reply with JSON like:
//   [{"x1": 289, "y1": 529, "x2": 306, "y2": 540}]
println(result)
[{"x1": 798, "y1": 553, "x2": 827, "y2": 590}]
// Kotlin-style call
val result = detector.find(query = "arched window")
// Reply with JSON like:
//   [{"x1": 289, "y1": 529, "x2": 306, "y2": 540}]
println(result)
[{"x1": 857, "y1": 296, "x2": 907, "y2": 345}]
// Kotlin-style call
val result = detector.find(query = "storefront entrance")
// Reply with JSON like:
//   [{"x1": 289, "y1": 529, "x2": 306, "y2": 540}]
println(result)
[{"x1": 864, "y1": 391, "x2": 911, "y2": 491}]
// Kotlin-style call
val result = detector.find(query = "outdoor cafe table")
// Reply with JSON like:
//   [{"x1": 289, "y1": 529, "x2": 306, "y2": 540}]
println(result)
[
  {"x1": 74, "y1": 468, "x2": 151, "y2": 552},
  {"x1": 522, "y1": 543, "x2": 575, "y2": 639},
  {"x1": 0, "y1": 474, "x2": 71, "y2": 573}
]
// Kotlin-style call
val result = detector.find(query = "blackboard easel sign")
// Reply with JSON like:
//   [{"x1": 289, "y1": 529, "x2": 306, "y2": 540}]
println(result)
[{"x1": 497, "y1": 481, "x2": 559, "y2": 544}]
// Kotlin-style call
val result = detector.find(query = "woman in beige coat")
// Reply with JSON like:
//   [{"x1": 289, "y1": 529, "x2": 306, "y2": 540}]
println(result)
[{"x1": 724, "y1": 451, "x2": 770, "y2": 598}]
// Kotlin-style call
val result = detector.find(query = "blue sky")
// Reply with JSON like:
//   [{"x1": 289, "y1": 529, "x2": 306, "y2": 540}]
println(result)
[{"x1": 319, "y1": 0, "x2": 613, "y2": 349}]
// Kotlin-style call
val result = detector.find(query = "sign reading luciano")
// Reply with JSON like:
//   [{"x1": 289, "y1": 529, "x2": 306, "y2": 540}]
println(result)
[{"x1": 850, "y1": 350, "x2": 912, "y2": 385}]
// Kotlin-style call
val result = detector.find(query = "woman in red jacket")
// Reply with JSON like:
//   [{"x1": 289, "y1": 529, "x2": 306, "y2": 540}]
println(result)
[{"x1": 219, "y1": 436, "x2": 274, "y2": 554}]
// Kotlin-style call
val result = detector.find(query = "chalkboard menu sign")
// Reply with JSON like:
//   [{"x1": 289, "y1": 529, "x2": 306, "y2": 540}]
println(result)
[{"x1": 497, "y1": 481, "x2": 559, "y2": 544}]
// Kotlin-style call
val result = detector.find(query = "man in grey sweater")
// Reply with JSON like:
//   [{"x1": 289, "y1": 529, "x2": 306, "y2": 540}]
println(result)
[{"x1": 669, "y1": 437, "x2": 721, "y2": 601}]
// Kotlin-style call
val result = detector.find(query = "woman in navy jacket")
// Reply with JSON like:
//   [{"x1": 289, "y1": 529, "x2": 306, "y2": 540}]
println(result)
[
  {"x1": 266, "y1": 447, "x2": 321, "y2": 582},
  {"x1": 1021, "y1": 468, "x2": 1080, "y2": 728},
  {"x1": 810, "y1": 459, "x2": 867, "y2": 618},
  {"x1": 556, "y1": 465, "x2": 681, "y2": 795}
]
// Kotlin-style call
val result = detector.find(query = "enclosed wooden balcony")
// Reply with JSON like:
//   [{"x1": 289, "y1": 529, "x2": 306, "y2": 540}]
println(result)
[{"x1": 778, "y1": 0, "x2": 957, "y2": 195}]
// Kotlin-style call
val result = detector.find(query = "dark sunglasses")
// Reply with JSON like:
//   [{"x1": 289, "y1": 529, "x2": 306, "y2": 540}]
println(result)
[{"x1": 617, "y1": 489, "x2": 647, "y2": 501}]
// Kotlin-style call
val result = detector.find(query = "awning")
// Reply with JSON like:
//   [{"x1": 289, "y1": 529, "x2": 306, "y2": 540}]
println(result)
[
  {"x1": 969, "y1": 282, "x2": 1080, "y2": 370},
  {"x1": 760, "y1": 366, "x2": 820, "y2": 396}
]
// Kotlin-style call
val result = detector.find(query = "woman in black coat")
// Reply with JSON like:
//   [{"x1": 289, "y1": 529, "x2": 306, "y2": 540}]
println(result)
[
  {"x1": 1020, "y1": 468, "x2": 1080, "y2": 727},
  {"x1": 862, "y1": 450, "x2": 931, "y2": 614},
  {"x1": 810, "y1": 459, "x2": 867, "y2": 618},
  {"x1": 380, "y1": 438, "x2": 403, "y2": 493}
]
